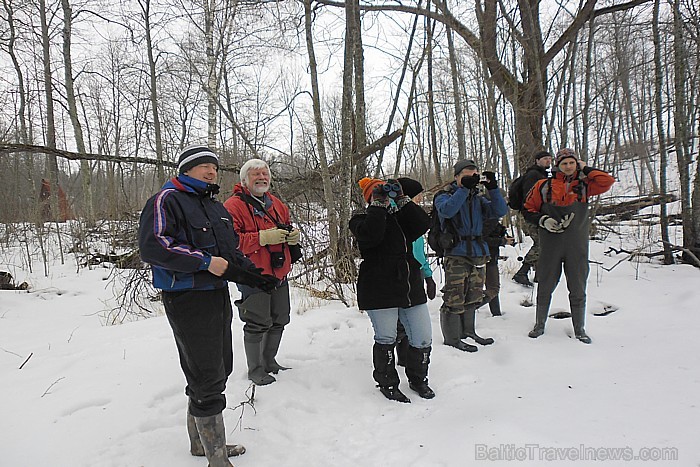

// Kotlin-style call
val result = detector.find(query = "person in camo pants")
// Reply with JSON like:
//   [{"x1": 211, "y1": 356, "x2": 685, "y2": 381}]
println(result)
[{"x1": 434, "y1": 160, "x2": 508, "y2": 353}]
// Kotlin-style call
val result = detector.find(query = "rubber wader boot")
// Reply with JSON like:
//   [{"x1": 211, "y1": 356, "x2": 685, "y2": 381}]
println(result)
[
  {"x1": 373, "y1": 342, "x2": 410, "y2": 403},
  {"x1": 528, "y1": 304, "x2": 549, "y2": 338},
  {"x1": 513, "y1": 263, "x2": 533, "y2": 287},
  {"x1": 572, "y1": 307, "x2": 592, "y2": 344},
  {"x1": 405, "y1": 346, "x2": 435, "y2": 399},
  {"x1": 489, "y1": 295, "x2": 502, "y2": 316},
  {"x1": 462, "y1": 307, "x2": 494, "y2": 345},
  {"x1": 262, "y1": 331, "x2": 290, "y2": 374},
  {"x1": 193, "y1": 413, "x2": 234, "y2": 467},
  {"x1": 243, "y1": 334, "x2": 276, "y2": 385},
  {"x1": 187, "y1": 408, "x2": 245, "y2": 458},
  {"x1": 440, "y1": 311, "x2": 477, "y2": 352}
]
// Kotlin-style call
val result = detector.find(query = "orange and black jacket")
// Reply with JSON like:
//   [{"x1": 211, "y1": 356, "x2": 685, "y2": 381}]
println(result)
[{"x1": 523, "y1": 166, "x2": 615, "y2": 225}]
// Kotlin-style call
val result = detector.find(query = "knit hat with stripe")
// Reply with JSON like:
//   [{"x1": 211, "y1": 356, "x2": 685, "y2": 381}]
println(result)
[{"x1": 178, "y1": 145, "x2": 219, "y2": 174}]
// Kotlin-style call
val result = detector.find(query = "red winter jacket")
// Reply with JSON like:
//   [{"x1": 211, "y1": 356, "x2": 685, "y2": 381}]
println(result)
[{"x1": 223, "y1": 184, "x2": 293, "y2": 279}]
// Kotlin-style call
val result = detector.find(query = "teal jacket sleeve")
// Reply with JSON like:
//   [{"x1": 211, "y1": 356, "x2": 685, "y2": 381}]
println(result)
[{"x1": 412, "y1": 236, "x2": 432, "y2": 279}]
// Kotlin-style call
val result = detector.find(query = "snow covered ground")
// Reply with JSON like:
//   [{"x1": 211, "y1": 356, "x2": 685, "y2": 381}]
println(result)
[{"x1": 1, "y1": 235, "x2": 699, "y2": 466}]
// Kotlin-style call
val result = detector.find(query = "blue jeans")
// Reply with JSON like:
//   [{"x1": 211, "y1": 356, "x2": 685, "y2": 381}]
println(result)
[{"x1": 366, "y1": 303, "x2": 432, "y2": 348}]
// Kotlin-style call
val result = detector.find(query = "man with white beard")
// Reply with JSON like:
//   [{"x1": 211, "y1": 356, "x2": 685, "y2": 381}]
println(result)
[{"x1": 224, "y1": 159, "x2": 301, "y2": 385}]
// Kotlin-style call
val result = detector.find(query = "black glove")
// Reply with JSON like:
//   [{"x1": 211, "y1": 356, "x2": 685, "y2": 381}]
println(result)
[
  {"x1": 461, "y1": 174, "x2": 480, "y2": 189},
  {"x1": 221, "y1": 259, "x2": 279, "y2": 292},
  {"x1": 425, "y1": 277, "x2": 436, "y2": 300},
  {"x1": 481, "y1": 171, "x2": 498, "y2": 190}
]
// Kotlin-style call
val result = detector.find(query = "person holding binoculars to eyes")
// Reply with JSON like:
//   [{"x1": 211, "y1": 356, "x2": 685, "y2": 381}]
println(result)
[
  {"x1": 349, "y1": 177, "x2": 435, "y2": 403},
  {"x1": 434, "y1": 160, "x2": 508, "y2": 352},
  {"x1": 224, "y1": 159, "x2": 301, "y2": 386}
]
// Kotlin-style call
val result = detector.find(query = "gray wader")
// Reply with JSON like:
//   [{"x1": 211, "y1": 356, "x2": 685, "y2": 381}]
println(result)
[{"x1": 532, "y1": 201, "x2": 590, "y2": 339}]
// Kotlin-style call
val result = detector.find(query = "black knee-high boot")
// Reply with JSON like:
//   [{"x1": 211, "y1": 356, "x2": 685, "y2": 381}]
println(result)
[
  {"x1": 405, "y1": 346, "x2": 435, "y2": 399},
  {"x1": 372, "y1": 342, "x2": 410, "y2": 403},
  {"x1": 462, "y1": 306, "x2": 494, "y2": 345}
]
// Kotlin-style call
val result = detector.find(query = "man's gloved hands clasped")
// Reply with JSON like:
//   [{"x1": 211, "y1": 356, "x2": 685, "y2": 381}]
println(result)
[
  {"x1": 221, "y1": 258, "x2": 279, "y2": 293},
  {"x1": 259, "y1": 227, "x2": 288, "y2": 246},
  {"x1": 481, "y1": 171, "x2": 498, "y2": 190},
  {"x1": 460, "y1": 174, "x2": 480, "y2": 189},
  {"x1": 539, "y1": 213, "x2": 575, "y2": 233}
]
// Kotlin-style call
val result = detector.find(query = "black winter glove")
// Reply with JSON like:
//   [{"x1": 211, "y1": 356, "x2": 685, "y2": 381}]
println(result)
[
  {"x1": 425, "y1": 277, "x2": 437, "y2": 300},
  {"x1": 481, "y1": 171, "x2": 498, "y2": 190},
  {"x1": 461, "y1": 174, "x2": 480, "y2": 189},
  {"x1": 221, "y1": 259, "x2": 279, "y2": 293}
]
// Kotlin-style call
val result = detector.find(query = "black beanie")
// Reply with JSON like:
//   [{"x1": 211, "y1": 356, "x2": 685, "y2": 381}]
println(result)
[
  {"x1": 177, "y1": 145, "x2": 219, "y2": 174},
  {"x1": 534, "y1": 150, "x2": 552, "y2": 161},
  {"x1": 397, "y1": 177, "x2": 424, "y2": 199}
]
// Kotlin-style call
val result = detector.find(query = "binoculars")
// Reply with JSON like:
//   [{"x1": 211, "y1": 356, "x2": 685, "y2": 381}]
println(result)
[{"x1": 373, "y1": 181, "x2": 402, "y2": 198}]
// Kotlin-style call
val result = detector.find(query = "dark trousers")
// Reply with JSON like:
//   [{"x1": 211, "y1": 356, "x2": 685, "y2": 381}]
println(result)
[
  {"x1": 483, "y1": 246, "x2": 500, "y2": 303},
  {"x1": 236, "y1": 281, "x2": 291, "y2": 336},
  {"x1": 163, "y1": 288, "x2": 233, "y2": 417}
]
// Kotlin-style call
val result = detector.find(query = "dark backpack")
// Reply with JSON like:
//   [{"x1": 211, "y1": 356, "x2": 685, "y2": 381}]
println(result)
[
  {"x1": 427, "y1": 190, "x2": 459, "y2": 258},
  {"x1": 507, "y1": 174, "x2": 526, "y2": 211}
]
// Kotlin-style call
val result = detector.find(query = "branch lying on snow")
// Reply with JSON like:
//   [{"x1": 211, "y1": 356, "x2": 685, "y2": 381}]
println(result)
[
  {"x1": 41, "y1": 377, "x2": 65, "y2": 398},
  {"x1": 662, "y1": 241, "x2": 700, "y2": 269}
]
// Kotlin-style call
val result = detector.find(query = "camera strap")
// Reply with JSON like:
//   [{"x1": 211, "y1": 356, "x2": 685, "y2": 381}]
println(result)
[{"x1": 235, "y1": 192, "x2": 284, "y2": 227}]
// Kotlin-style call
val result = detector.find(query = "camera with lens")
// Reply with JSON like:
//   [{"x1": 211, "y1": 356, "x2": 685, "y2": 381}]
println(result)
[
  {"x1": 276, "y1": 222, "x2": 293, "y2": 232},
  {"x1": 270, "y1": 250, "x2": 286, "y2": 269}
]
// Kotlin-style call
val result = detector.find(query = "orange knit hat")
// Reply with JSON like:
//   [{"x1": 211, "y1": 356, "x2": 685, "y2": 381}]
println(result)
[{"x1": 358, "y1": 177, "x2": 384, "y2": 202}]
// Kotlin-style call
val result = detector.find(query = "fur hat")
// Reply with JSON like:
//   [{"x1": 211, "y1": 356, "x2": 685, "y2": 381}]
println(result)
[
  {"x1": 397, "y1": 177, "x2": 424, "y2": 199},
  {"x1": 358, "y1": 177, "x2": 384, "y2": 203},
  {"x1": 178, "y1": 145, "x2": 219, "y2": 174},
  {"x1": 453, "y1": 159, "x2": 478, "y2": 176},
  {"x1": 555, "y1": 148, "x2": 577, "y2": 166}
]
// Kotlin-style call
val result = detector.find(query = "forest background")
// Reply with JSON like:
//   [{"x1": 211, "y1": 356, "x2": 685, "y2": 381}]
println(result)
[{"x1": 1, "y1": 0, "x2": 699, "y2": 301}]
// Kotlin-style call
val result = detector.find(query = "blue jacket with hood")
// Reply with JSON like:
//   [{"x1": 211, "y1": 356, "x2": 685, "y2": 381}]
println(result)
[
  {"x1": 434, "y1": 183, "x2": 508, "y2": 258},
  {"x1": 138, "y1": 175, "x2": 253, "y2": 291}
]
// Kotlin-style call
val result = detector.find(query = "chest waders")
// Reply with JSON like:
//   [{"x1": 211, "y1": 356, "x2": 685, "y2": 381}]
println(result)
[{"x1": 531, "y1": 200, "x2": 591, "y2": 341}]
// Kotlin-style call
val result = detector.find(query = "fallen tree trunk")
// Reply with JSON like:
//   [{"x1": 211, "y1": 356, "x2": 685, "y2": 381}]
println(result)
[{"x1": 595, "y1": 194, "x2": 677, "y2": 218}]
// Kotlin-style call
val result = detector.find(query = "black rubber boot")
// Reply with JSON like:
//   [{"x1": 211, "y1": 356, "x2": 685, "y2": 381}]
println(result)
[
  {"x1": 462, "y1": 306, "x2": 494, "y2": 346},
  {"x1": 373, "y1": 342, "x2": 410, "y2": 403},
  {"x1": 513, "y1": 263, "x2": 533, "y2": 287},
  {"x1": 528, "y1": 322, "x2": 545, "y2": 338},
  {"x1": 440, "y1": 311, "x2": 477, "y2": 352},
  {"x1": 572, "y1": 307, "x2": 592, "y2": 343},
  {"x1": 489, "y1": 296, "x2": 502, "y2": 316},
  {"x1": 405, "y1": 346, "x2": 435, "y2": 399},
  {"x1": 262, "y1": 330, "x2": 290, "y2": 374},
  {"x1": 187, "y1": 405, "x2": 245, "y2": 458},
  {"x1": 193, "y1": 413, "x2": 234, "y2": 467},
  {"x1": 243, "y1": 333, "x2": 276, "y2": 385}
]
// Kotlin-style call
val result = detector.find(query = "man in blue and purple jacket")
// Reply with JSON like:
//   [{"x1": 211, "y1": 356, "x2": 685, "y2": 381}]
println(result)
[{"x1": 138, "y1": 144, "x2": 276, "y2": 466}]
